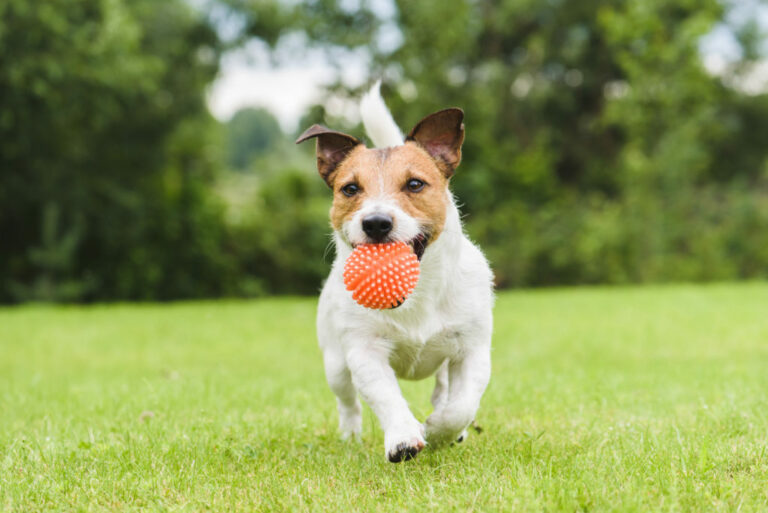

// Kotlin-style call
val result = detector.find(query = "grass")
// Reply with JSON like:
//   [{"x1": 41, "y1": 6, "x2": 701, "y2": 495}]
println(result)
[{"x1": 1, "y1": 283, "x2": 768, "y2": 511}]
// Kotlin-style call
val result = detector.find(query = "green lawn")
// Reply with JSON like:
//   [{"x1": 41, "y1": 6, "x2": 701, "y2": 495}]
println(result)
[{"x1": 2, "y1": 283, "x2": 768, "y2": 511}]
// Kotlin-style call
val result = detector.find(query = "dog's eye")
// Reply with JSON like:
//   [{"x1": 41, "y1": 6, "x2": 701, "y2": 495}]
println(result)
[
  {"x1": 341, "y1": 183, "x2": 360, "y2": 197},
  {"x1": 406, "y1": 179, "x2": 426, "y2": 192}
]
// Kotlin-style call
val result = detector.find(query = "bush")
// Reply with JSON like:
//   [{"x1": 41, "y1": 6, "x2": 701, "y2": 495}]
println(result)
[{"x1": 227, "y1": 167, "x2": 333, "y2": 296}]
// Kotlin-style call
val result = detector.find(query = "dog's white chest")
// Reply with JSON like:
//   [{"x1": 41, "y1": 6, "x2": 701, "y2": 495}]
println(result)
[
  {"x1": 388, "y1": 337, "x2": 453, "y2": 380},
  {"x1": 383, "y1": 312, "x2": 462, "y2": 380}
]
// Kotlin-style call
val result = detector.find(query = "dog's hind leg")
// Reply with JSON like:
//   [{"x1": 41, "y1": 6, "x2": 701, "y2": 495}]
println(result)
[
  {"x1": 425, "y1": 333, "x2": 491, "y2": 447},
  {"x1": 430, "y1": 359, "x2": 449, "y2": 411},
  {"x1": 323, "y1": 349, "x2": 362, "y2": 440},
  {"x1": 431, "y1": 360, "x2": 469, "y2": 444}
]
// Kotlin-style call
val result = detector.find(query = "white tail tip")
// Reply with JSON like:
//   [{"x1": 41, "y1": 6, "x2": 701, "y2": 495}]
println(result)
[{"x1": 360, "y1": 80, "x2": 404, "y2": 148}]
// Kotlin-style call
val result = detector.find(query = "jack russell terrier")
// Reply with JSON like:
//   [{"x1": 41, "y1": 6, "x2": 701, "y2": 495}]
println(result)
[{"x1": 296, "y1": 82, "x2": 494, "y2": 463}]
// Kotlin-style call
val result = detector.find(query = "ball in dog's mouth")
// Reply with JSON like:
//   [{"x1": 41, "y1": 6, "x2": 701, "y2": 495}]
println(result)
[
  {"x1": 354, "y1": 233, "x2": 429, "y2": 260},
  {"x1": 343, "y1": 241, "x2": 421, "y2": 310}
]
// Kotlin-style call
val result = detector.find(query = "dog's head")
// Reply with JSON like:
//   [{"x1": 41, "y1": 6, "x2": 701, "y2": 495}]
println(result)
[{"x1": 296, "y1": 109, "x2": 464, "y2": 260}]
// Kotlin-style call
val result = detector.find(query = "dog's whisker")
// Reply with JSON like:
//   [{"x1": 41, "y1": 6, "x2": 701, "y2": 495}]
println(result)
[{"x1": 322, "y1": 234, "x2": 336, "y2": 263}]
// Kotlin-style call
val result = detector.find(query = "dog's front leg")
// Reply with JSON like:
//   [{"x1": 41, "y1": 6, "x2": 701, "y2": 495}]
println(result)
[
  {"x1": 425, "y1": 341, "x2": 491, "y2": 447},
  {"x1": 346, "y1": 341, "x2": 425, "y2": 462},
  {"x1": 323, "y1": 348, "x2": 362, "y2": 440}
]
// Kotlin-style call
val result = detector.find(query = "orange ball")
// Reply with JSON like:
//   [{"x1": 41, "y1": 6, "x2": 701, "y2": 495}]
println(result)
[{"x1": 343, "y1": 242, "x2": 420, "y2": 309}]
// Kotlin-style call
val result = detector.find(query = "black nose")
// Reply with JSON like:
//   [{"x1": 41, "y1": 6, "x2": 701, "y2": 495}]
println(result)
[{"x1": 362, "y1": 214, "x2": 393, "y2": 241}]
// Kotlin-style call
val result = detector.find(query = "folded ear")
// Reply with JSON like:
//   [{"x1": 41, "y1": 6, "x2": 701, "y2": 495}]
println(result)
[
  {"x1": 296, "y1": 124, "x2": 362, "y2": 186},
  {"x1": 406, "y1": 108, "x2": 465, "y2": 177}
]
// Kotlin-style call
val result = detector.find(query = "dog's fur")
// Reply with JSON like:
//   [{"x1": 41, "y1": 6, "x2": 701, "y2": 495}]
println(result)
[{"x1": 296, "y1": 83, "x2": 493, "y2": 462}]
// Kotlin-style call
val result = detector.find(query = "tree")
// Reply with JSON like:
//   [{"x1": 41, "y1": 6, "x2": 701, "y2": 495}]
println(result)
[
  {"x1": 224, "y1": 0, "x2": 768, "y2": 287},
  {"x1": 226, "y1": 108, "x2": 282, "y2": 170},
  {"x1": 0, "y1": 0, "x2": 234, "y2": 301}
]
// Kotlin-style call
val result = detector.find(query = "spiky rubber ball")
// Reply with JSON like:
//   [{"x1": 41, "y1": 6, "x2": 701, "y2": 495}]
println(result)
[{"x1": 343, "y1": 242, "x2": 420, "y2": 309}]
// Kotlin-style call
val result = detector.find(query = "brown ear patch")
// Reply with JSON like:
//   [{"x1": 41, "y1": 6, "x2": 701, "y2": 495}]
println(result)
[
  {"x1": 406, "y1": 108, "x2": 465, "y2": 177},
  {"x1": 296, "y1": 124, "x2": 362, "y2": 186}
]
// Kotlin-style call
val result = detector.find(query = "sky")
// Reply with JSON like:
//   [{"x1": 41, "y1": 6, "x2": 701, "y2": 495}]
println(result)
[
  {"x1": 205, "y1": 0, "x2": 397, "y2": 132},
  {"x1": 206, "y1": 40, "x2": 370, "y2": 132},
  {"x1": 206, "y1": 1, "x2": 768, "y2": 132},
  {"x1": 206, "y1": 44, "x2": 333, "y2": 131}
]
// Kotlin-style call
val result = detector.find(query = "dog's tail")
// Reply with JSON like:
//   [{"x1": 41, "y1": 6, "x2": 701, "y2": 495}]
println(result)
[{"x1": 360, "y1": 80, "x2": 404, "y2": 148}]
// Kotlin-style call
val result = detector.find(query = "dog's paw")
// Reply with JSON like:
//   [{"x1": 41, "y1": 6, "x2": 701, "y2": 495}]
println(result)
[
  {"x1": 338, "y1": 402, "x2": 362, "y2": 441},
  {"x1": 425, "y1": 411, "x2": 470, "y2": 448},
  {"x1": 452, "y1": 420, "x2": 482, "y2": 444},
  {"x1": 425, "y1": 426, "x2": 460, "y2": 447},
  {"x1": 339, "y1": 416, "x2": 362, "y2": 441},
  {"x1": 384, "y1": 422, "x2": 426, "y2": 463},
  {"x1": 340, "y1": 427, "x2": 362, "y2": 442},
  {"x1": 387, "y1": 440, "x2": 425, "y2": 462}
]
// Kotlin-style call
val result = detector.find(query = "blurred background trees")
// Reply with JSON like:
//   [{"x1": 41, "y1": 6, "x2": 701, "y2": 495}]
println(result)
[
  {"x1": 1, "y1": 0, "x2": 233, "y2": 301},
  {"x1": 2, "y1": 0, "x2": 768, "y2": 302}
]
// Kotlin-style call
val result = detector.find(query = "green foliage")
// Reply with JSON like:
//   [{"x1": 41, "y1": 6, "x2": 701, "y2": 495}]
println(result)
[
  {"x1": 2, "y1": 285, "x2": 768, "y2": 509},
  {"x1": 2, "y1": 0, "x2": 768, "y2": 302},
  {"x1": 8, "y1": 203, "x2": 93, "y2": 302},
  {"x1": 226, "y1": 108, "x2": 282, "y2": 170},
  {"x1": 225, "y1": 149, "x2": 333, "y2": 296},
  {"x1": 0, "y1": 0, "x2": 233, "y2": 301},
  {"x1": 232, "y1": 0, "x2": 768, "y2": 290},
  {"x1": 230, "y1": 177, "x2": 331, "y2": 295}
]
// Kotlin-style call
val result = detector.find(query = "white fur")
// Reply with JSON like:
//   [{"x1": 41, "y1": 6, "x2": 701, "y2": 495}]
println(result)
[
  {"x1": 342, "y1": 198, "x2": 421, "y2": 247},
  {"x1": 360, "y1": 80, "x2": 405, "y2": 148},
  {"x1": 318, "y1": 86, "x2": 494, "y2": 462}
]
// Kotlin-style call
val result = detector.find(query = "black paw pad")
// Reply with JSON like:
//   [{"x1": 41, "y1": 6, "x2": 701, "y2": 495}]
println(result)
[{"x1": 388, "y1": 443, "x2": 421, "y2": 463}]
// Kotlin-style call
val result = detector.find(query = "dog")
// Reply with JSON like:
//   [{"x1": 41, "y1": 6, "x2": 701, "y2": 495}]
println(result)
[{"x1": 296, "y1": 82, "x2": 493, "y2": 463}]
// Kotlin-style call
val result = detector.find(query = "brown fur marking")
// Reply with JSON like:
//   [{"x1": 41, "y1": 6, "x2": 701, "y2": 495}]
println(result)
[{"x1": 329, "y1": 142, "x2": 450, "y2": 242}]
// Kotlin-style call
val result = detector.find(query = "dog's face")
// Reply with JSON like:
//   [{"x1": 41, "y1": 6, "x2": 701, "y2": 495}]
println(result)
[{"x1": 296, "y1": 109, "x2": 464, "y2": 259}]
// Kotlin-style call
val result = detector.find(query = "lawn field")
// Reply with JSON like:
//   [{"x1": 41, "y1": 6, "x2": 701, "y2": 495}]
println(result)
[{"x1": 2, "y1": 283, "x2": 768, "y2": 511}]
